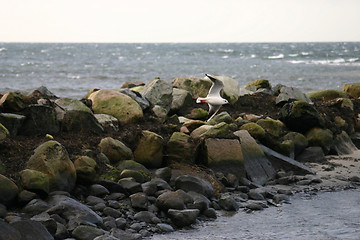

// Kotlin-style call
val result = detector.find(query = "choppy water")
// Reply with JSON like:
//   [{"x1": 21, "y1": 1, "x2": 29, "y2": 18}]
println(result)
[
  {"x1": 1, "y1": 42, "x2": 360, "y2": 99},
  {"x1": 152, "y1": 189, "x2": 360, "y2": 240}
]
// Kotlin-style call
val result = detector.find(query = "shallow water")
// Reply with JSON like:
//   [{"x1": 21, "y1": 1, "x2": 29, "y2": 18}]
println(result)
[{"x1": 152, "y1": 189, "x2": 360, "y2": 240}]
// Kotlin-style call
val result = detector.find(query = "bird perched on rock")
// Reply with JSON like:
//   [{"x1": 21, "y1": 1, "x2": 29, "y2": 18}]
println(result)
[{"x1": 196, "y1": 74, "x2": 229, "y2": 121}]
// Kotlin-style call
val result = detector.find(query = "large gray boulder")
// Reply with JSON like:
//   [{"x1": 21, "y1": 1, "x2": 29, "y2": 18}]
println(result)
[
  {"x1": 276, "y1": 86, "x2": 312, "y2": 105},
  {"x1": 170, "y1": 88, "x2": 192, "y2": 112},
  {"x1": 55, "y1": 98, "x2": 103, "y2": 133},
  {"x1": 201, "y1": 138, "x2": 245, "y2": 178},
  {"x1": 47, "y1": 194, "x2": 103, "y2": 229},
  {"x1": 89, "y1": 89, "x2": 143, "y2": 124},
  {"x1": 174, "y1": 175, "x2": 214, "y2": 198},
  {"x1": 140, "y1": 78, "x2": 173, "y2": 111},
  {"x1": 25, "y1": 140, "x2": 76, "y2": 192},
  {"x1": 234, "y1": 130, "x2": 276, "y2": 185}
]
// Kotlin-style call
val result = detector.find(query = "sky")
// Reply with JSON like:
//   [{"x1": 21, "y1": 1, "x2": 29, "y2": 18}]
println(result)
[{"x1": 1, "y1": 0, "x2": 360, "y2": 43}]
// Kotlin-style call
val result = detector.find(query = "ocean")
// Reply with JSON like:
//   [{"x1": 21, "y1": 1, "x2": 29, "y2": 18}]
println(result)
[{"x1": 0, "y1": 42, "x2": 360, "y2": 99}]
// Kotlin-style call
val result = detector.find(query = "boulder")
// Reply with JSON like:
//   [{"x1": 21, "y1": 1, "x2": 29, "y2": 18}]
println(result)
[
  {"x1": 174, "y1": 175, "x2": 214, "y2": 198},
  {"x1": 117, "y1": 178, "x2": 142, "y2": 195},
  {"x1": 207, "y1": 111, "x2": 233, "y2": 125},
  {"x1": 94, "y1": 114, "x2": 119, "y2": 132},
  {"x1": 190, "y1": 125, "x2": 213, "y2": 139},
  {"x1": 0, "y1": 220, "x2": 21, "y2": 240},
  {"x1": 20, "y1": 169, "x2": 50, "y2": 194},
  {"x1": 342, "y1": 83, "x2": 360, "y2": 98},
  {"x1": 0, "y1": 174, "x2": 18, "y2": 205},
  {"x1": 187, "y1": 191, "x2": 210, "y2": 212},
  {"x1": 156, "y1": 190, "x2": 187, "y2": 211},
  {"x1": 305, "y1": 127, "x2": 333, "y2": 151},
  {"x1": 307, "y1": 89, "x2": 349, "y2": 101},
  {"x1": 239, "y1": 122, "x2": 266, "y2": 139},
  {"x1": 234, "y1": 130, "x2": 276, "y2": 185},
  {"x1": 218, "y1": 193, "x2": 240, "y2": 211},
  {"x1": 0, "y1": 92, "x2": 26, "y2": 112},
  {"x1": 256, "y1": 117, "x2": 286, "y2": 138},
  {"x1": 74, "y1": 156, "x2": 98, "y2": 183},
  {"x1": 279, "y1": 101, "x2": 325, "y2": 133},
  {"x1": 134, "y1": 211, "x2": 159, "y2": 223},
  {"x1": 243, "y1": 79, "x2": 271, "y2": 91},
  {"x1": 130, "y1": 192, "x2": 148, "y2": 209},
  {"x1": 170, "y1": 88, "x2": 192, "y2": 112},
  {"x1": 140, "y1": 78, "x2": 173, "y2": 111},
  {"x1": 117, "y1": 160, "x2": 150, "y2": 174},
  {"x1": 118, "y1": 88, "x2": 150, "y2": 110},
  {"x1": 19, "y1": 104, "x2": 59, "y2": 135},
  {"x1": 134, "y1": 130, "x2": 164, "y2": 168},
  {"x1": 172, "y1": 77, "x2": 212, "y2": 99},
  {"x1": 88, "y1": 89, "x2": 143, "y2": 124},
  {"x1": 119, "y1": 169, "x2": 145, "y2": 183},
  {"x1": 201, "y1": 138, "x2": 245, "y2": 178},
  {"x1": 0, "y1": 113, "x2": 26, "y2": 136},
  {"x1": 167, "y1": 209, "x2": 200, "y2": 227},
  {"x1": 55, "y1": 98, "x2": 103, "y2": 133},
  {"x1": 154, "y1": 167, "x2": 172, "y2": 182},
  {"x1": 10, "y1": 220, "x2": 54, "y2": 240},
  {"x1": 182, "y1": 120, "x2": 205, "y2": 132},
  {"x1": 296, "y1": 146, "x2": 326, "y2": 163},
  {"x1": 98, "y1": 137, "x2": 133, "y2": 164},
  {"x1": 47, "y1": 194, "x2": 103, "y2": 228},
  {"x1": 200, "y1": 122, "x2": 235, "y2": 138},
  {"x1": 282, "y1": 132, "x2": 308, "y2": 155},
  {"x1": 151, "y1": 105, "x2": 168, "y2": 122},
  {"x1": 276, "y1": 86, "x2": 312, "y2": 105},
  {"x1": 0, "y1": 123, "x2": 9, "y2": 140},
  {"x1": 71, "y1": 225, "x2": 105, "y2": 240},
  {"x1": 25, "y1": 140, "x2": 76, "y2": 192},
  {"x1": 332, "y1": 131, "x2": 358, "y2": 155},
  {"x1": 166, "y1": 132, "x2": 196, "y2": 163}
]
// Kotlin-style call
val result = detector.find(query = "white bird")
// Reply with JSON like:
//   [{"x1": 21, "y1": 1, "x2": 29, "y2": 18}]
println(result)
[{"x1": 196, "y1": 74, "x2": 230, "y2": 121}]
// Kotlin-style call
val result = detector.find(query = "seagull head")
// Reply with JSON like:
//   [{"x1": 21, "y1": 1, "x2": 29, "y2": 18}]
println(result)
[{"x1": 223, "y1": 99, "x2": 230, "y2": 105}]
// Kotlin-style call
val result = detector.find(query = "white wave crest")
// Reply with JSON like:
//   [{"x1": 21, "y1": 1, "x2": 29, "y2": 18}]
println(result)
[{"x1": 267, "y1": 54, "x2": 284, "y2": 59}]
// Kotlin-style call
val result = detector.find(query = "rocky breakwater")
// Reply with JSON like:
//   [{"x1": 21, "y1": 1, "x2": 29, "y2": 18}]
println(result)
[{"x1": 0, "y1": 77, "x2": 360, "y2": 239}]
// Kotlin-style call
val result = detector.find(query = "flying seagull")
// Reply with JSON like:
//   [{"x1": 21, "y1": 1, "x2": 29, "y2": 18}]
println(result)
[{"x1": 196, "y1": 74, "x2": 230, "y2": 121}]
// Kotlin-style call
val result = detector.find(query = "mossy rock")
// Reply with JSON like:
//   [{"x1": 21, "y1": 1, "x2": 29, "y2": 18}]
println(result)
[
  {"x1": 239, "y1": 122, "x2": 266, "y2": 139},
  {"x1": 20, "y1": 169, "x2": 50, "y2": 194},
  {"x1": 256, "y1": 117, "x2": 286, "y2": 138},
  {"x1": 307, "y1": 89, "x2": 349, "y2": 101},
  {"x1": 0, "y1": 174, "x2": 19, "y2": 204},
  {"x1": 89, "y1": 89, "x2": 143, "y2": 124},
  {"x1": 119, "y1": 169, "x2": 145, "y2": 183},
  {"x1": 200, "y1": 122, "x2": 235, "y2": 138},
  {"x1": 166, "y1": 132, "x2": 196, "y2": 163},
  {"x1": 134, "y1": 130, "x2": 164, "y2": 168},
  {"x1": 243, "y1": 79, "x2": 271, "y2": 91},
  {"x1": 207, "y1": 111, "x2": 233, "y2": 125},
  {"x1": 185, "y1": 108, "x2": 208, "y2": 120},
  {"x1": 98, "y1": 137, "x2": 133, "y2": 164},
  {"x1": 99, "y1": 169, "x2": 123, "y2": 182},
  {"x1": 277, "y1": 140, "x2": 295, "y2": 156},
  {"x1": 172, "y1": 77, "x2": 212, "y2": 99},
  {"x1": 74, "y1": 156, "x2": 98, "y2": 183},
  {"x1": 0, "y1": 92, "x2": 26, "y2": 112},
  {"x1": 342, "y1": 83, "x2": 360, "y2": 98},
  {"x1": 283, "y1": 132, "x2": 308, "y2": 154},
  {"x1": 306, "y1": 127, "x2": 333, "y2": 148}
]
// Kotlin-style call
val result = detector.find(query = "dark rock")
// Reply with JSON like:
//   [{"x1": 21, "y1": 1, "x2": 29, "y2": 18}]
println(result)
[
  {"x1": 275, "y1": 86, "x2": 312, "y2": 105},
  {"x1": 273, "y1": 194, "x2": 290, "y2": 204},
  {"x1": 86, "y1": 196, "x2": 105, "y2": 206},
  {"x1": 0, "y1": 174, "x2": 19, "y2": 205},
  {"x1": 349, "y1": 175, "x2": 360, "y2": 182},
  {"x1": 71, "y1": 225, "x2": 105, "y2": 240},
  {"x1": 30, "y1": 212, "x2": 57, "y2": 235},
  {"x1": 156, "y1": 223, "x2": 174, "y2": 233},
  {"x1": 11, "y1": 220, "x2": 54, "y2": 240},
  {"x1": 130, "y1": 192, "x2": 148, "y2": 209},
  {"x1": 248, "y1": 189, "x2": 265, "y2": 200},
  {"x1": 90, "y1": 184, "x2": 110, "y2": 197},
  {"x1": 332, "y1": 131, "x2": 358, "y2": 155},
  {"x1": 154, "y1": 167, "x2": 172, "y2": 182},
  {"x1": 111, "y1": 228, "x2": 142, "y2": 240},
  {"x1": 218, "y1": 193, "x2": 240, "y2": 211},
  {"x1": 103, "y1": 207, "x2": 122, "y2": 218},
  {"x1": 174, "y1": 175, "x2": 214, "y2": 198},
  {"x1": 0, "y1": 220, "x2": 21, "y2": 240},
  {"x1": 167, "y1": 209, "x2": 200, "y2": 227},
  {"x1": 115, "y1": 217, "x2": 127, "y2": 229},
  {"x1": 187, "y1": 191, "x2": 210, "y2": 212},
  {"x1": 279, "y1": 101, "x2": 325, "y2": 133},
  {"x1": 119, "y1": 169, "x2": 145, "y2": 183},
  {"x1": 134, "y1": 211, "x2": 160, "y2": 223},
  {"x1": 203, "y1": 208, "x2": 217, "y2": 219},
  {"x1": 0, "y1": 113, "x2": 26, "y2": 136},
  {"x1": 19, "y1": 104, "x2": 59, "y2": 135},
  {"x1": 296, "y1": 146, "x2": 326, "y2": 163},
  {"x1": 118, "y1": 178, "x2": 143, "y2": 195},
  {"x1": 156, "y1": 190, "x2": 188, "y2": 211},
  {"x1": 245, "y1": 202, "x2": 264, "y2": 211},
  {"x1": 54, "y1": 222, "x2": 69, "y2": 239},
  {"x1": 22, "y1": 199, "x2": 51, "y2": 216},
  {"x1": 97, "y1": 180, "x2": 125, "y2": 193}
]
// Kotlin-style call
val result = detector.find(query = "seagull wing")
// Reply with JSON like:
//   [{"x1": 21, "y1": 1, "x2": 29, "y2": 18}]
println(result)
[
  {"x1": 208, "y1": 103, "x2": 221, "y2": 116},
  {"x1": 205, "y1": 74, "x2": 224, "y2": 98}
]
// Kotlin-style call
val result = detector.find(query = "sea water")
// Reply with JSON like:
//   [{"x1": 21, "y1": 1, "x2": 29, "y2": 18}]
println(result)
[
  {"x1": 152, "y1": 189, "x2": 360, "y2": 240},
  {"x1": 1, "y1": 42, "x2": 360, "y2": 98}
]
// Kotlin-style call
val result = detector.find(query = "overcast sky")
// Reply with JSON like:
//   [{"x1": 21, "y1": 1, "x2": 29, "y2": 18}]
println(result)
[{"x1": 1, "y1": 0, "x2": 360, "y2": 43}]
